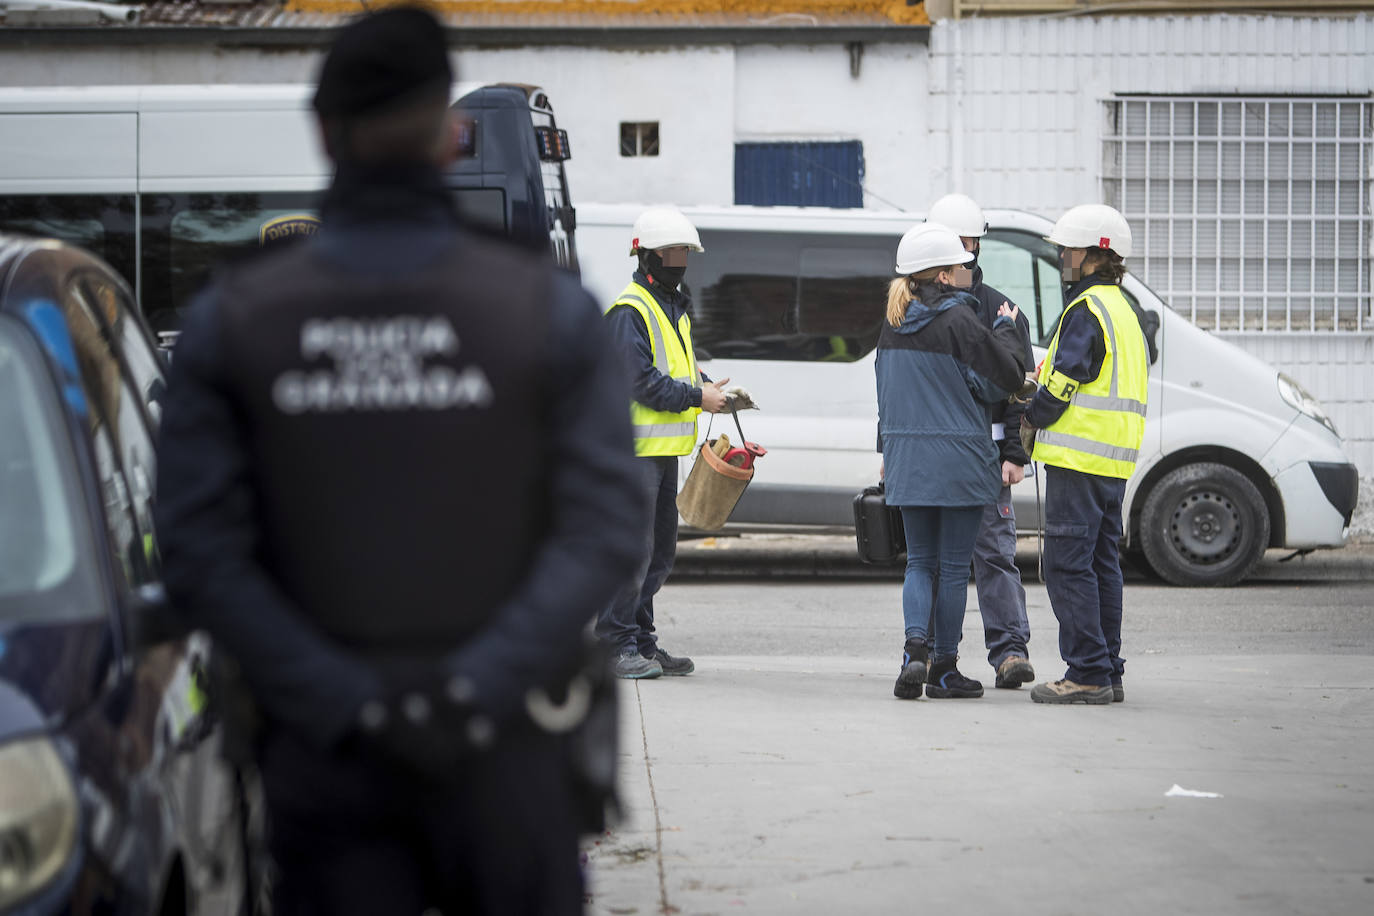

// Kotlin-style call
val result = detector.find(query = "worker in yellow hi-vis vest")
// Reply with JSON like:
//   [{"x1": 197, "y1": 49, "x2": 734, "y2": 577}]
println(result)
[
  {"x1": 597, "y1": 206, "x2": 732, "y2": 679},
  {"x1": 1022, "y1": 204, "x2": 1151, "y2": 706}
]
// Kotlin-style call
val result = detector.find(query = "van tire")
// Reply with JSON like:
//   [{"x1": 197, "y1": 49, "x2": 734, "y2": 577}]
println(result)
[{"x1": 1138, "y1": 462, "x2": 1269, "y2": 587}]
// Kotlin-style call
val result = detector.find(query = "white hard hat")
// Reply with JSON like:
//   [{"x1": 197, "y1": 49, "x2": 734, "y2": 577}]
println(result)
[
  {"x1": 895, "y1": 223, "x2": 974, "y2": 275},
  {"x1": 1045, "y1": 204, "x2": 1133, "y2": 258},
  {"x1": 927, "y1": 193, "x2": 988, "y2": 238},
  {"x1": 630, "y1": 206, "x2": 704, "y2": 256}
]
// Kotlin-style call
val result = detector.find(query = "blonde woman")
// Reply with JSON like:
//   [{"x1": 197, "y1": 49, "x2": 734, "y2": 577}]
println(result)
[{"x1": 876, "y1": 223, "x2": 1029, "y2": 700}]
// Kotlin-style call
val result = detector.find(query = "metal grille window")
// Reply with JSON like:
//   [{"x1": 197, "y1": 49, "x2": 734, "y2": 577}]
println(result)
[{"x1": 1103, "y1": 97, "x2": 1373, "y2": 332}]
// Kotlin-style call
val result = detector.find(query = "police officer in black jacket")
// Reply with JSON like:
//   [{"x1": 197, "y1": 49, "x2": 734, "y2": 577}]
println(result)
[
  {"x1": 925, "y1": 193, "x2": 1038, "y2": 690},
  {"x1": 154, "y1": 8, "x2": 646, "y2": 914}
]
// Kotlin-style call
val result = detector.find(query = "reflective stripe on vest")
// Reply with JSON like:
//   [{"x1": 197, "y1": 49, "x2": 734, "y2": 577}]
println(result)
[
  {"x1": 1031, "y1": 287, "x2": 1149, "y2": 479},
  {"x1": 609, "y1": 282, "x2": 701, "y2": 457}
]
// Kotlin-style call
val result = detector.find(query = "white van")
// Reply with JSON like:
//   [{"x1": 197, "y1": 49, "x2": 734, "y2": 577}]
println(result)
[
  {"x1": 0, "y1": 82, "x2": 577, "y2": 337},
  {"x1": 577, "y1": 203, "x2": 1359, "y2": 587}
]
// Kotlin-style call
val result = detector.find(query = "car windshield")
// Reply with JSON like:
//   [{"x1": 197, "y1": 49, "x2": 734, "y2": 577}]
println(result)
[{"x1": 0, "y1": 319, "x2": 104, "y2": 621}]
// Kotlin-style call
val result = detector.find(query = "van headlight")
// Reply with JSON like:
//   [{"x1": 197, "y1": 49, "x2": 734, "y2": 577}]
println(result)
[
  {"x1": 0, "y1": 738, "x2": 79, "y2": 908},
  {"x1": 1277, "y1": 373, "x2": 1339, "y2": 437}
]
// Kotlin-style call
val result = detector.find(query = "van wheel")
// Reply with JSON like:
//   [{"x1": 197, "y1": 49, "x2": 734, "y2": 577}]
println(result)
[{"x1": 1138, "y1": 463, "x2": 1269, "y2": 587}]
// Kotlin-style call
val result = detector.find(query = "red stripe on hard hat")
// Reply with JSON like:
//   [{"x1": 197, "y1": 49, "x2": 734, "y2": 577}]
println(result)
[{"x1": 1099, "y1": 237, "x2": 1111, "y2": 248}]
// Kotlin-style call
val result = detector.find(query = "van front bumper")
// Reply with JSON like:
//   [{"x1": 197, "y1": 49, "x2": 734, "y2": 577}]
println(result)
[{"x1": 1310, "y1": 461, "x2": 1359, "y2": 527}]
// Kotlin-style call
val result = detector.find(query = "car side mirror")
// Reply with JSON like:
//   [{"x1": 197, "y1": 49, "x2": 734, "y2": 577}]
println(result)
[{"x1": 123, "y1": 582, "x2": 189, "y2": 650}]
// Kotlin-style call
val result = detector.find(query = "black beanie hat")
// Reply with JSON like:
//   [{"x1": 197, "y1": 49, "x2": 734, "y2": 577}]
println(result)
[{"x1": 312, "y1": 6, "x2": 453, "y2": 117}]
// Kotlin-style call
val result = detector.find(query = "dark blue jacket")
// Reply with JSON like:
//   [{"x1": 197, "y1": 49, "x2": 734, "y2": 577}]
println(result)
[
  {"x1": 1026, "y1": 272, "x2": 1158, "y2": 430},
  {"x1": 876, "y1": 285, "x2": 1029, "y2": 507},
  {"x1": 604, "y1": 270, "x2": 703, "y2": 412}
]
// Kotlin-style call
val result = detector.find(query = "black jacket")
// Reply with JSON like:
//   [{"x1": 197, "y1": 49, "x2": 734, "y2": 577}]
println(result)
[
  {"x1": 967, "y1": 263, "x2": 1035, "y2": 466},
  {"x1": 155, "y1": 164, "x2": 647, "y2": 750}
]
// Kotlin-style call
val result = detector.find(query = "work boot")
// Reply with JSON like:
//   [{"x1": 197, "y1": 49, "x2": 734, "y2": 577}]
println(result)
[
  {"x1": 893, "y1": 638, "x2": 928, "y2": 700},
  {"x1": 647, "y1": 647, "x2": 694, "y2": 676},
  {"x1": 924, "y1": 656, "x2": 983, "y2": 699},
  {"x1": 1029, "y1": 679, "x2": 1112, "y2": 705},
  {"x1": 1111, "y1": 677, "x2": 1124, "y2": 703},
  {"x1": 994, "y1": 655, "x2": 1035, "y2": 689},
  {"x1": 613, "y1": 648, "x2": 662, "y2": 679}
]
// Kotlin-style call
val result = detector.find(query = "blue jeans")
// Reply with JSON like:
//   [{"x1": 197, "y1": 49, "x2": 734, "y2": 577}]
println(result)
[
  {"x1": 972, "y1": 485, "x2": 1031, "y2": 668},
  {"x1": 596, "y1": 456, "x2": 678, "y2": 656},
  {"x1": 1042, "y1": 465, "x2": 1126, "y2": 687},
  {"x1": 899, "y1": 505, "x2": 984, "y2": 660}
]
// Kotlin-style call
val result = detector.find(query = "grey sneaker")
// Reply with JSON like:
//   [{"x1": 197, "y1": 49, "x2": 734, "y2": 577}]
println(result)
[
  {"x1": 994, "y1": 655, "x2": 1035, "y2": 689},
  {"x1": 648, "y1": 647, "x2": 694, "y2": 676},
  {"x1": 613, "y1": 649, "x2": 662, "y2": 679},
  {"x1": 1029, "y1": 679, "x2": 1113, "y2": 705}
]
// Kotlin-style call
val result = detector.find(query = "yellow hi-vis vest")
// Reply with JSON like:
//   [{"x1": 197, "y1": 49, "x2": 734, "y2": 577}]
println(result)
[
  {"x1": 608, "y1": 281, "x2": 701, "y2": 457},
  {"x1": 1031, "y1": 284, "x2": 1149, "y2": 479}
]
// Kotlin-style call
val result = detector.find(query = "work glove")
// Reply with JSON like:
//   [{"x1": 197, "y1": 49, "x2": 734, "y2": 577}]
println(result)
[
  {"x1": 723, "y1": 384, "x2": 760, "y2": 411},
  {"x1": 348, "y1": 668, "x2": 491, "y2": 784},
  {"x1": 1008, "y1": 377, "x2": 1037, "y2": 406}
]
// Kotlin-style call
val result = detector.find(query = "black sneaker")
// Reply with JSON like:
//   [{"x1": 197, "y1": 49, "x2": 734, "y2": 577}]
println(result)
[
  {"x1": 1111, "y1": 677, "x2": 1124, "y2": 703},
  {"x1": 647, "y1": 647, "x2": 694, "y2": 676},
  {"x1": 924, "y1": 656, "x2": 984, "y2": 699},
  {"x1": 893, "y1": 639, "x2": 928, "y2": 700},
  {"x1": 613, "y1": 649, "x2": 662, "y2": 679}
]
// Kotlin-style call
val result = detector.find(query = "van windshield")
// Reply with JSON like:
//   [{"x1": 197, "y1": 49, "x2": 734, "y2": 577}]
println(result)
[
  {"x1": 978, "y1": 229, "x2": 1067, "y2": 346},
  {"x1": 0, "y1": 321, "x2": 104, "y2": 621}
]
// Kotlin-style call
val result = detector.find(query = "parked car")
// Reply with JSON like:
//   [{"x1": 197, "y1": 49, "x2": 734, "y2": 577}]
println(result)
[
  {"x1": 0, "y1": 234, "x2": 244, "y2": 913},
  {"x1": 576, "y1": 203, "x2": 1360, "y2": 587}
]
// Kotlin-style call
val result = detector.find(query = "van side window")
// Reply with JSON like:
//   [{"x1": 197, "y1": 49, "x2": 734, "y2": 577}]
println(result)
[
  {"x1": 139, "y1": 192, "x2": 321, "y2": 333},
  {"x1": 0, "y1": 194, "x2": 137, "y2": 295},
  {"x1": 692, "y1": 230, "x2": 888, "y2": 362}
]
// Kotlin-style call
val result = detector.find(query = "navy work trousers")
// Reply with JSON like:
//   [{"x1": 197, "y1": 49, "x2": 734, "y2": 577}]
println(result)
[
  {"x1": 1042, "y1": 464, "x2": 1127, "y2": 687},
  {"x1": 971, "y1": 484, "x2": 1031, "y2": 669},
  {"x1": 596, "y1": 455, "x2": 678, "y2": 656},
  {"x1": 260, "y1": 727, "x2": 583, "y2": 916}
]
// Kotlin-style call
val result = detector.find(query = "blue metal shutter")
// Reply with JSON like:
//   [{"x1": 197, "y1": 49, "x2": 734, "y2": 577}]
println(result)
[{"x1": 734, "y1": 141, "x2": 865, "y2": 208}]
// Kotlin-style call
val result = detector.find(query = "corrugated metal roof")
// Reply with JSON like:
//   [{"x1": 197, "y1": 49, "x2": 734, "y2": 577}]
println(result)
[
  {"x1": 0, "y1": 2, "x2": 931, "y2": 45},
  {"x1": 88, "y1": 1, "x2": 930, "y2": 31}
]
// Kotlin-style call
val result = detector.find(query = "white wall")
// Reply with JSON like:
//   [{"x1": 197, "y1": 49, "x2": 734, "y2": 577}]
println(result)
[
  {"x1": 927, "y1": 13, "x2": 1374, "y2": 220},
  {"x1": 928, "y1": 13, "x2": 1374, "y2": 488},
  {"x1": 733, "y1": 42, "x2": 930, "y2": 211},
  {"x1": 458, "y1": 44, "x2": 735, "y2": 206}
]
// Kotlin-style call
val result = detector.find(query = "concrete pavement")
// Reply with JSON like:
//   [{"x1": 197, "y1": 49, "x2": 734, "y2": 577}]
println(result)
[{"x1": 582, "y1": 541, "x2": 1374, "y2": 915}]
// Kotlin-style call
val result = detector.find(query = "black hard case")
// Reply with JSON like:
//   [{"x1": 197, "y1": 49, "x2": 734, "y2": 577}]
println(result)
[{"x1": 852, "y1": 484, "x2": 906, "y2": 565}]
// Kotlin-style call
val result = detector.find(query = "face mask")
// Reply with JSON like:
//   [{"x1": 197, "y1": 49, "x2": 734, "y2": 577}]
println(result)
[
  {"x1": 644, "y1": 250, "x2": 687, "y2": 291},
  {"x1": 1059, "y1": 248, "x2": 1087, "y2": 284},
  {"x1": 949, "y1": 265, "x2": 974, "y2": 289}
]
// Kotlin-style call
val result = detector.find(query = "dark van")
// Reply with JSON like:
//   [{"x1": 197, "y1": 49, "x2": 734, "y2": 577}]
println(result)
[{"x1": 0, "y1": 234, "x2": 244, "y2": 913}]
